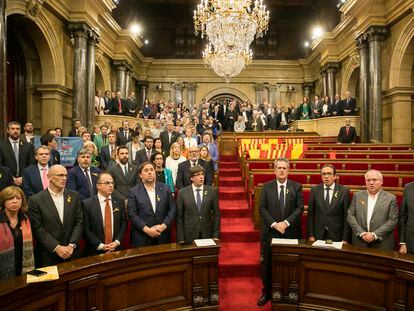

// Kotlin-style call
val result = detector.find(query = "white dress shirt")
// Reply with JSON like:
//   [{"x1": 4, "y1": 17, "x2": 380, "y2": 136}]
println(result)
[
  {"x1": 48, "y1": 188, "x2": 64, "y2": 223},
  {"x1": 271, "y1": 180, "x2": 290, "y2": 228},
  {"x1": 97, "y1": 193, "x2": 120, "y2": 250},
  {"x1": 367, "y1": 191, "x2": 379, "y2": 232},
  {"x1": 145, "y1": 184, "x2": 157, "y2": 213},
  {"x1": 192, "y1": 184, "x2": 204, "y2": 203}
]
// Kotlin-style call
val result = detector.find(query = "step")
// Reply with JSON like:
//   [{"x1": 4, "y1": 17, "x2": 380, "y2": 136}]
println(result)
[
  {"x1": 219, "y1": 187, "x2": 246, "y2": 200},
  {"x1": 219, "y1": 176, "x2": 244, "y2": 187},
  {"x1": 219, "y1": 199, "x2": 249, "y2": 209},
  {"x1": 221, "y1": 230, "x2": 260, "y2": 242},
  {"x1": 219, "y1": 161, "x2": 239, "y2": 167},
  {"x1": 220, "y1": 155, "x2": 238, "y2": 162},
  {"x1": 221, "y1": 218, "x2": 255, "y2": 232},
  {"x1": 220, "y1": 208, "x2": 250, "y2": 218},
  {"x1": 219, "y1": 277, "x2": 270, "y2": 311},
  {"x1": 219, "y1": 168, "x2": 241, "y2": 176},
  {"x1": 219, "y1": 242, "x2": 260, "y2": 276}
]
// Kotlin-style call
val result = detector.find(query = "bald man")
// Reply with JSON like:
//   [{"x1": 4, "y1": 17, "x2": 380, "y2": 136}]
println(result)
[{"x1": 29, "y1": 165, "x2": 83, "y2": 267}]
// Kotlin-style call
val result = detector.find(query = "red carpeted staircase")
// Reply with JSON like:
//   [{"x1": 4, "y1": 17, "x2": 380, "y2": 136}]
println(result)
[{"x1": 219, "y1": 156, "x2": 271, "y2": 310}]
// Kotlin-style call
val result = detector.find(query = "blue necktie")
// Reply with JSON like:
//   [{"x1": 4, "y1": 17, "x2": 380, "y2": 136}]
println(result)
[
  {"x1": 196, "y1": 189, "x2": 202, "y2": 211},
  {"x1": 279, "y1": 185, "x2": 285, "y2": 215}
]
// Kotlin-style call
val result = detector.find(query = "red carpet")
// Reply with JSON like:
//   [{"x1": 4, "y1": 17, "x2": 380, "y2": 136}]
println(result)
[{"x1": 219, "y1": 157, "x2": 271, "y2": 310}]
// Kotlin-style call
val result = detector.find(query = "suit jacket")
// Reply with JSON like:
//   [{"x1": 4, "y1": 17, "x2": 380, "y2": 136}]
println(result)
[
  {"x1": 160, "y1": 131, "x2": 180, "y2": 157},
  {"x1": 67, "y1": 165, "x2": 100, "y2": 200},
  {"x1": 267, "y1": 114, "x2": 279, "y2": 130},
  {"x1": 127, "y1": 182, "x2": 176, "y2": 247},
  {"x1": 93, "y1": 134, "x2": 109, "y2": 152},
  {"x1": 100, "y1": 145, "x2": 116, "y2": 170},
  {"x1": 176, "y1": 159, "x2": 213, "y2": 189},
  {"x1": 68, "y1": 128, "x2": 79, "y2": 137},
  {"x1": 49, "y1": 149, "x2": 60, "y2": 166},
  {"x1": 110, "y1": 98, "x2": 126, "y2": 115},
  {"x1": 0, "y1": 165, "x2": 13, "y2": 191},
  {"x1": 307, "y1": 183, "x2": 351, "y2": 242},
  {"x1": 28, "y1": 189, "x2": 83, "y2": 267},
  {"x1": 342, "y1": 98, "x2": 356, "y2": 115},
  {"x1": 0, "y1": 139, "x2": 35, "y2": 177},
  {"x1": 135, "y1": 148, "x2": 155, "y2": 167},
  {"x1": 310, "y1": 100, "x2": 322, "y2": 119},
  {"x1": 276, "y1": 113, "x2": 290, "y2": 129},
  {"x1": 331, "y1": 100, "x2": 343, "y2": 116},
  {"x1": 398, "y1": 182, "x2": 414, "y2": 253},
  {"x1": 22, "y1": 165, "x2": 45, "y2": 197},
  {"x1": 82, "y1": 195, "x2": 127, "y2": 256},
  {"x1": 347, "y1": 190, "x2": 398, "y2": 250},
  {"x1": 109, "y1": 164, "x2": 140, "y2": 200},
  {"x1": 259, "y1": 179, "x2": 304, "y2": 241},
  {"x1": 176, "y1": 185, "x2": 220, "y2": 243},
  {"x1": 225, "y1": 110, "x2": 239, "y2": 131},
  {"x1": 337, "y1": 126, "x2": 357, "y2": 143},
  {"x1": 116, "y1": 130, "x2": 132, "y2": 146}
]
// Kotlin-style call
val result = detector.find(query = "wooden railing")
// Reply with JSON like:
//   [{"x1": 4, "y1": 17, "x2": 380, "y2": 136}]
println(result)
[{"x1": 0, "y1": 243, "x2": 220, "y2": 311}]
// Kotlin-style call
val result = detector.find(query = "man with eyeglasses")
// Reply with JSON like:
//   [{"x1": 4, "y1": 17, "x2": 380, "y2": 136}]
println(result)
[
  {"x1": 347, "y1": 169, "x2": 398, "y2": 250},
  {"x1": 307, "y1": 164, "x2": 351, "y2": 243},
  {"x1": 257, "y1": 157, "x2": 304, "y2": 307},
  {"x1": 82, "y1": 171, "x2": 127, "y2": 256},
  {"x1": 28, "y1": 165, "x2": 83, "y2": 267},
  {"x1": 176, "y1": 146, "x2": 213, "y2": 189},
  {"x1": 22, "y1": 145, "x2": 51, "y2": 197}
]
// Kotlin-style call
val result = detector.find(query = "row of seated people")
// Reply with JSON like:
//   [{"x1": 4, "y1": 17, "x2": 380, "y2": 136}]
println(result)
[{"x1": 256, "y1": 157, "x2": 414, "y2": 306}]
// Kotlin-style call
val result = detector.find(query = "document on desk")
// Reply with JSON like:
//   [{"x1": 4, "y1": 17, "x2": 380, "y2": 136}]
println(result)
[
  {"x1": 194, "y1": 239, "x2": 217, "y2": 247},
  {"x1": 312, "y1": 240, "x2": 343, "y2": 250},
  {"x1": 271, "y1": 238, "x2": 299, "y2": 245},
  {"x1": 27, "y1": 265, "x2": 59, "y2": 284}
]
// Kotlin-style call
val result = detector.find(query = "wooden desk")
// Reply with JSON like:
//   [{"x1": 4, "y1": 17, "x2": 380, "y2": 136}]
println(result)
[
  {"x1": 0, "y1": 243, "x2": 220, "y2": 311},
  {"x1": 271, "y1": 242, "x2": 414, "y2": 310}
]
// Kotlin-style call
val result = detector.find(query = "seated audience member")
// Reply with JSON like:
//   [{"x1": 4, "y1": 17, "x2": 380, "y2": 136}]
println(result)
[
  {"x1": 307, "y1": 164, "x2": 351, "y2": 243},
  {"x1": 109, "y1": 146, "x2": 140, "y2": 201},
  {"x1": 176, "y1": 146, "x2": 213, "y2": 189},
  {"x1": 342, "y1": 91, "x2": 356, "y2": 115},
  {"x1": 337, "y1": 119, "x2": 357, "y2": 144},
  {"x1": 199, "y1": 146, "x2": 215, "y2": 175},
  {"x1": 135, "y1": 136, "x2": 155, "y2": 167},
  {"x1": 82, "y1": 172, "x2": 127, "y2": 257},
  {"x1": 67, "y1": 149, "x2": 100, "y2": 200},
  {"x1": 22, "y1": 146, "x2": 51, "y2": 197},
  {"x1": 151, "y1": 152, "x2": 174, "y2": 192},
  {"x1": 127, "y1": 162, "x2": 176, "y2": 247},
  {"x1": 0, "y1": 186, "x2": 35, "y2": 281},
  {"x1": 347, "y1": 170, "x2": 398, "y2": 250},
  {"x1": 176, "y1": 165, "x2": 220, "y2": 244},
  {"x1": 41, "y1": 133, "x2": 60, "y2": 166},
  {"x1": 234, "y1": 115, "x2": 246, "y2": 132},
  {"x1": 398, "y1": 182, "x2": 414, "y2": 254},
  {"x1": 165, "y1": 142, "x2": 187, "y2": 187},
  {"x1": 100, "y1": 132, "x2": 117, "y2": 170},
  {"x1": 29, "y1": 165, "x2": 83, "y2": 267}
]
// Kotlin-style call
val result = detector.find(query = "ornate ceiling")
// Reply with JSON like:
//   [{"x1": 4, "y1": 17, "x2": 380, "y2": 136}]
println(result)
[{"x1": 112, "y1": 0, "x2": 341, "y2": 60}]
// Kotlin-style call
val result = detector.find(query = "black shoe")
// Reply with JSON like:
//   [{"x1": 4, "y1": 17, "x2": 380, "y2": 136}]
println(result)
[{"x1": 257, "y1": 294, "x2": 270, "y2": 306}]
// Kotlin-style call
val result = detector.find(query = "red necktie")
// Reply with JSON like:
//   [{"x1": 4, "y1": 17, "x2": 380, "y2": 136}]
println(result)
[
  {"x1": 118, "y1": 99, "x2": 122, "y2": 113},
  {"x1": 346, "y1": 127, "x2": 349, "y2": 135},
  {"x1": 104, "y1": 198, "x2": 112, "y2": 244}
]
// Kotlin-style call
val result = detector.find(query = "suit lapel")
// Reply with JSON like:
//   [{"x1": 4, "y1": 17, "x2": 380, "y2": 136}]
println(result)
[
  {"x1": 112, "y1": 197, "x2": 121, "y2": 237},
  {"x1": 92, "y1": 196, "x2": 105, "y2": 238},
  {"x1": 272, "y1": 180, "x2": 282, "y2": 219},
  {"x1": 63, "y1": 190, "x2": 72, "y2": 225},
  {"x1": 359, "y1": 192, "x2": 369, "y2": 229},
  {"x1": 140, "y1": 184, "x2": 155, "y2": 214},
  {"x1": 370, "y1": 190, "x2": 386, "y2": 224},
  {"x1": 44, "y1": 190, "x2": 63, "y2": 226}
]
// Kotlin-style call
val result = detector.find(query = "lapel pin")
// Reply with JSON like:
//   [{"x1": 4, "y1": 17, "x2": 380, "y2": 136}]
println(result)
[{"x1": 67, "y1": 195, "x2": 72, "y2": 203}]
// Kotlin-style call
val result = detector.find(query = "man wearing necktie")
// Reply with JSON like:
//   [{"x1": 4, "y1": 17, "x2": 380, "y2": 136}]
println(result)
[
  {"x1": 337, "y1": 119, "x2": 357, "y2": 144},
  {"x1": 82, "y1": 172, "x2": 127, "y2": 256},
  {"x1": 257, "y1": 157, "x2": 304, "y2": 306},
  {"x1": 135, "y1": 136, "x2": 155, "y2": 167},
  {"x1": 342, "y1": 90, "x2": 356, "y2": 115},
  {"x1": 67, "y1": 149, "x2": 101, "y2": 200},
  {"x1": 116, "y1": 120, "x2": 132, "y2": 145},
  {"x1": 307, "y1": 164, "x2": 351, "y2": 243},
  {"x1": 22, "y1": 146, "x2": 51, "y2": 197},
  {"x1": 176, "y1": 165, "x2": 220, "y2": 244}
]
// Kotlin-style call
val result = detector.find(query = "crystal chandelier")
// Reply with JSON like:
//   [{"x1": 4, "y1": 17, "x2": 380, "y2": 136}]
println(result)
[
  {"x1": 194, "y1": 0, "x2": 270, "y2": 81},
  {"x1": 203, "y1": 44, "x2": 252, "y2": 83}
]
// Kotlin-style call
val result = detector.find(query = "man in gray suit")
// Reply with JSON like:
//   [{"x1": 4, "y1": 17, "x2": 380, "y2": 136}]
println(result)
[
  {"x1": 176, "y1": 165, "x2": 220, "y2": 243},
  {"x1": 109, "y1": 146, "x2": 140, "y2": 201},
  {"x1": 347, "y1": 169, "x2": 398, "y2": 250}
]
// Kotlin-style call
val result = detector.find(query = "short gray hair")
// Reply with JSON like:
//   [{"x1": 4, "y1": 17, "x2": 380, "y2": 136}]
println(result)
[
  {"x1": 274, "y1": 157, "x2": 290, "y2": 168},
  {"x1": 365, "y1": 169, "x2": 383, "y2": 181},
  {"x1": 77, "y1": 148, "x2": 92, "y2": 157}
]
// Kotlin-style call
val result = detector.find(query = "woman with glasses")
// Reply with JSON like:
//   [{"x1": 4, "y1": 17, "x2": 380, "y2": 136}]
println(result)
[{"x1": 151, "y1": 152, "x2": 174, "y2": 192}]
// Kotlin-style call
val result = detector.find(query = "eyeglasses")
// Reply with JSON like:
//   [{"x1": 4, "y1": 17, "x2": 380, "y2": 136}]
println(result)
[{"x1": 98, "y1": 181, "x2": 115, "y2": 185}]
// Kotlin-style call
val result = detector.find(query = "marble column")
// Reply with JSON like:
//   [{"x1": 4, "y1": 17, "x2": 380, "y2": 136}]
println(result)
[
  {"x1": 0, "y1": 0, "x2": 6, "y2": 138},
  {"x1": 187, "y1": 83, "x2": 197, "y2": 111},
  {"x1": 326, "y1": 63, "x2": 339, "y2": 102},
  {"x1": 263, "y1": 83, "x2": 269, "y2": 103},
  {"x1": 356, "y1": 34, "x2": 369, "y2": 142},
  {"x1": 268, "y1": 84, "x2": 278, "y2": 106},
  {"x1": 68, "y1": 23, "x2": 90, "y2": 126},
  {"x1": 367, "y1": 26, "x2": 387, "y2": 142},
  {"x1": 137, "y1": 81, "x2": 148, "y2": 112},
  {"x1": 86, "y1": 30, "x2": 99, "y2": 131},
  {"x1": 302, "y1": 83, "x2": 313, "y2": 100},
  {"x1": 254, "y1": 83, "x2": 265, "y2": 106},
  {"x1": 173, "y1": 83, "x2": 184, "y2": 105},
  {"x1": 321, "y1": 70, "x2": 328, "y2": 97},
  {"x1": 125, "y1": 70, "x2": 132, "y2": 97},
  {"x1": 114, "y1": 61, "x2": 127, "y2": 97}
]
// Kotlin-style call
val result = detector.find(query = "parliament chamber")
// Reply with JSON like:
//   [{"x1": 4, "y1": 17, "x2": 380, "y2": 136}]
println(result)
[{"x1": 1, "y1": 0, "x2": 414, "y2": 310}]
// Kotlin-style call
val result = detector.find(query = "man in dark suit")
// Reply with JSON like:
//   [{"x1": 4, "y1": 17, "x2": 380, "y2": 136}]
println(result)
[
  {"x1": 125, "y1": 92, "x2": 137, "y2": 117},
  {"x1": 224, "y1": 104, "x2": 239, "y2": 131},
  {"x1": 40, "y1": 133, "x2": 60, "y2": 166},
  {"x1": 310, "y1": 95, "x2": 322, "y2": 119},
  {"x1": 127, "y1": 162, "x2": 176, "y2": 247},
  {"x1": 267, "y1": 108, "x2": 279, "y2": 130},
  {"x1": 0, "y1": 165, "x2": 13, "y2": 191},
  {"x1": 331, "y1": 94, "x2": 343, "y2": 116},
  {"x1": 399, "y1": 182, "x2": 414, "y2": 254},
  {"x1": 347, "y1": 170, "x2": 398, "y2": 250},
  {"x1": 116, "y1": 120, "x2": 132, "y2": 146},
  {"x1": 22, "y1": 146, "x2": 51, "y2": 197},
  {"x1": 176, "y1": 147, "x2": 213, "y2": 189},
  {"x1": 337, "y1": 119, "x2": 357, "y2": 144},
  {"x1": 277, "y1": 107, "x2": 290, "y2": 130},
  {"x1": 342, "y1": 91, "x2": 356, "y2": 115},
  {"x1": 82, "y1": 171, "x2": 127, "y2": 256},
  {"x1": 258, "y1": 157, "x2": 304, "y2": 306},
  {"x1": 109, "y1": 146, "x2": 140, "y2": 201},
  {"x1": 0, "y1": 121, "x2": 36, "y2": 186},
  {"x1": 68, "y1": 119, "x2": 81, "y2": 137},
  {"x1": 135, "y1": 136, "x2": 154, "y2": 167},
  {"x1": 307, "y1": 164, "x2": 351, "y2": 242},
  {"x1": 67, "y1": 149, "x2": 101, "y2": 200},
  {"x1": 110, "y1": 91, "x2": 126, "y2": 115},
  {"x1": 100, "y1": 132, "x2": 117, "y2": 170},
  {"x1": 28, "y1": 165, "x2": 83, "y2": 267},
  {"x1": 176, "y1": 165, "x2": 220, "y2": 243},
  {"x1": 160, "y1": 121, "x2": 180, "y2": 157},
  {"x1": 103, "y1": 90, "x2": 112, "y2": 115}
]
